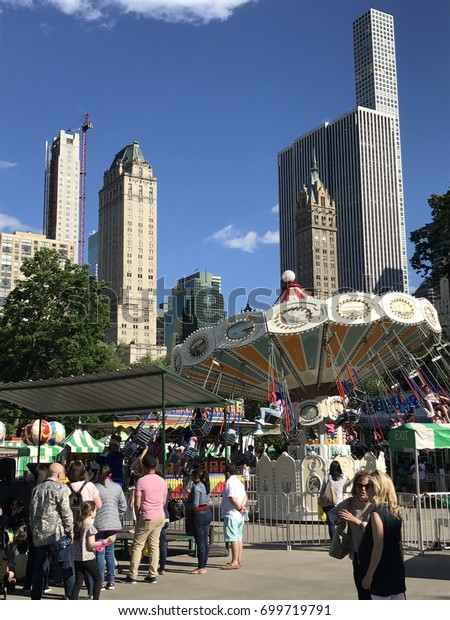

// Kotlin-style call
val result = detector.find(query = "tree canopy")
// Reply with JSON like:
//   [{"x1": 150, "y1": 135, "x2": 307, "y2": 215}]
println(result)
[
  {"x1": 0, "y1": 248, "x2": 124, "y2": 382},
  {"x1": 410, "y1": 189, "x2": 450, "y2": 286}
]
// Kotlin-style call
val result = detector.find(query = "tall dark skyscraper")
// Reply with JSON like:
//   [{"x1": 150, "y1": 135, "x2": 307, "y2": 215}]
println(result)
[{"x1": 279, "y1": 9, "x2": 408, "y2": 295}]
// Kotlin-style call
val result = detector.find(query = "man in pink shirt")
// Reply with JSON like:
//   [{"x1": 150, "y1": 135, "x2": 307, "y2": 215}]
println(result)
[{"x1": 125, "y1": 454, "x2": 167, "y2": 584}]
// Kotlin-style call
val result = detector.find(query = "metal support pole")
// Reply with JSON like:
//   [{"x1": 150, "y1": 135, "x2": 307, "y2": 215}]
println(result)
[
  {"x1": 414, "y1": 448, "x2": 425, "y2": 554},
  {"x1": 162, "y1": 373, "x2": 166, "y2": 477}
]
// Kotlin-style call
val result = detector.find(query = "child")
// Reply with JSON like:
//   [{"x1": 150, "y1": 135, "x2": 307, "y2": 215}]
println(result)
[{"x1": 71, "y1": 500, "x2": 115, "y2": 600}]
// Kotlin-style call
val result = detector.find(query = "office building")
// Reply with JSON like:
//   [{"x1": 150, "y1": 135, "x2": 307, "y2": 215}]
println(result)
[
  {"x1": 98, "y1": 141, "x2": 166, "y2": 364},
  {"x1": 279, "y1": 9, "x2": 408, "y2": 295},
  {"x1": 43, "y1": 130, "x2": 80, "y2": 264},
  {"x1": 165, "y1": 271, "x2": 227, "y2": 355},
  {"x1": 87, "y1": 230, "x2": 98, "y2": 278},
  {"x1": 0, "y1": 231, "x2": 76, "y2": 307},
  {"x1": 295, "y1": 153, "x2": 339, "y2": 298}
]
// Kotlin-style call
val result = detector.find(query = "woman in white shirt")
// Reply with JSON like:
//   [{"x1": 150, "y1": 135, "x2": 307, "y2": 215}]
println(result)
[{"x1": 319, "y1": 460, "x2": 350, "y2": 539}]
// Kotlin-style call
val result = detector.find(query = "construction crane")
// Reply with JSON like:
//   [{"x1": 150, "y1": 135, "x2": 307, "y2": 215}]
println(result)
[{"x1": 67, "y1": 112, "x2": 93, "y2": 265}]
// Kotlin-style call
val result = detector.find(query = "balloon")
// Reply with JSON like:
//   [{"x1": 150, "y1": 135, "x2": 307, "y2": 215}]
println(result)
[
  {"x1": 21, "y1": 423, "x2": 34, "y2": 446},
  {"x1": 48, "y1": 421, "x2": 66, "y2": 445},
  {"x1": 21, "y1": 419, "x2": 51, "y2": 446}
]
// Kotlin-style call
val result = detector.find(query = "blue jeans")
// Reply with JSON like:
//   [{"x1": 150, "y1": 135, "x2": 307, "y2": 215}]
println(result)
[
  {"x1": 159, "y1": 521, "x2": 169, "y2": 571},
  {"x1": 95, "y1": 531, "x2": 117, "y2": 583},
  {"x1": 32, "y1": 542, "x2": 75, "y2": 600},
  {"x1": 192, "y1": 508, "x2": 212, "y2": 569},
  {"x1": 323, "y1": 506, "x2": 336, "y2": 540}
]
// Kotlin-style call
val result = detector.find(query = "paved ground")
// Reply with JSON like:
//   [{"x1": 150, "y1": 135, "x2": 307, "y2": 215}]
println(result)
[{"x1": 6, "y1": 542, "x2": 450, "y2": 601}]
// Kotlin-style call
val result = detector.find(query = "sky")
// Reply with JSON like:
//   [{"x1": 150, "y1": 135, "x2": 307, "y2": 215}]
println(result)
[{"x1": 0, "y1": 0, "x2": 449, "y2": 315}]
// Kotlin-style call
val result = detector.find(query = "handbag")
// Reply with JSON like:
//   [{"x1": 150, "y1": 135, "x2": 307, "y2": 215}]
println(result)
[
  {"x1": 317, "y1": 480, "x2": 336, "y2": 508},
  {"x1": 328, "y1": 522, "x2": 351, "y2": 560},
  {"x1": 168, "y1": 498, "x2": 185, "y2": 522}
]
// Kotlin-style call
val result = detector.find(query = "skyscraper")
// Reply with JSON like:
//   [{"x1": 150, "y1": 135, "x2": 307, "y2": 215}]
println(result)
[
  {"x1": 165, "y1": 271, "x2": 227, "y2": 355},
  {"x1": 43, "y1": 130, "x2": 80, "y2": 264},
  {"x1": 295, "y1": 154, "x2": 339, "y2": 298},
  {"x1": 87, "y1": 230, "x2": 98, "y2": 278},
  {"x1": 0, "y1": 231, "x2": 76, "y2": 309},
  {"x1": 98, "y1": 141, "x2": 166, "y2": 364},
  {"x1": 279, "y1": 8, "x2": 408, "y2": 295}
]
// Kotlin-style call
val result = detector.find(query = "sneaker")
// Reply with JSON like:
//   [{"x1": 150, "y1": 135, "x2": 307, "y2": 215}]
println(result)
[
  {"x1": 157, "y1": 569, "x2": 165, "y2": 575},
  {"x1": 124, "y1": 575, "x2": 137, "y2": 584},
  {"x1": 144, "y1": 576, "x2": 157, "y2": 584},
  {"x1": 44, "y1": 586, "x2": 52, "y2": 593},
  {"x1": 100, "y1": 583, "x2": 106, "y2": 591},
  {"x1": 106, "y1": 582, "x2": 115, "y2": 590}
]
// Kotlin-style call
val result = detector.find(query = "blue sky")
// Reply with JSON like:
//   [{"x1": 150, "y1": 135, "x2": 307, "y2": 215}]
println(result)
[{"x1": 0, "y1": 0, "x2": 449, "y2": 313}]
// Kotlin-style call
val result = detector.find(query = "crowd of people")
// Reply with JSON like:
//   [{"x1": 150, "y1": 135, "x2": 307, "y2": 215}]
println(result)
[{"x1": 0, "y1": 432, "x2": 249, "y2": 599}]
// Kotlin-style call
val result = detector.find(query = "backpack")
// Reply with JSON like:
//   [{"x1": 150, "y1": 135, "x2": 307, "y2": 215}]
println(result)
[{"x1": 67, "y1": 481, "x2": 88, "y2": 515}]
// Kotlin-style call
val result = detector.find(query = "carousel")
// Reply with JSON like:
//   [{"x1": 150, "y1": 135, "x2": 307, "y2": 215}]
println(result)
[{"x1": 171, "y1": 271, "x2": 445, "y2": 519}]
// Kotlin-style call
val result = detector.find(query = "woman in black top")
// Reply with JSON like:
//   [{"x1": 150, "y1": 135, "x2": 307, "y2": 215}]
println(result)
[{"x1": 358, "y1": 470, "x2": 406, "y2": 600}]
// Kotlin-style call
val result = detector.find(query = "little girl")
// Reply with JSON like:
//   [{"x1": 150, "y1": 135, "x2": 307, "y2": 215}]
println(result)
[{"x1": 71, "y1": 500, "x2": 114, "y2": 600}]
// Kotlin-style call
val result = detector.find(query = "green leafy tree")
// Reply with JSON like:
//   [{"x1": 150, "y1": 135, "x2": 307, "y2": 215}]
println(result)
[
  {"x1": 0, "y1": 249, "x2": 119, "y2": 382},
  {"x1": 132, "y1": 352, "x2": 172, "y2": 370},
  {"x1": 410, "y1": 189, "x2": 450, "y2": 286}
]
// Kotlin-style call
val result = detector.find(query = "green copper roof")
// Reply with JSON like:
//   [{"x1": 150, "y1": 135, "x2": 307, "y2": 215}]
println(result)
[{"x1": 109, "y1": 141, "x2": 146, "y2": 171}]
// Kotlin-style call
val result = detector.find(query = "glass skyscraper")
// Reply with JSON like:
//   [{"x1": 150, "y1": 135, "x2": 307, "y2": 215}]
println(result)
[{"x1": 279, "y1": 8, "x2": 408, "y2": 295}]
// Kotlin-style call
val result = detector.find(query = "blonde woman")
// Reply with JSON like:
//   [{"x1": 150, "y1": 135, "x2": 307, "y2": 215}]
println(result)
[{"x1": 358, "y1": 470, "x2": 406, "y2": 600}]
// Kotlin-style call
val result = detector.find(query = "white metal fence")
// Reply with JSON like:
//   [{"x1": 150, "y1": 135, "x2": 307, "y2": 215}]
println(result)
[
  {"x1": 124, "y1": 485, "x2": 450, "y2": 554},
  {"x1": 200, "y1": 491, "x2": 450, "y2": 553}
]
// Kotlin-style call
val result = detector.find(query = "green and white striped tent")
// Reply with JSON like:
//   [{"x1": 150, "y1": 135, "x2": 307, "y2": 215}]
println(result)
[
  {"x1": 388, "y1": 423, "x2": 450, "y2": 452},
  {"x1": 0, "y1": 440, "x2": 63, "y2": 477},
  {"x1": 61, "y1": 429, "x2": 105, "y2": 454}
]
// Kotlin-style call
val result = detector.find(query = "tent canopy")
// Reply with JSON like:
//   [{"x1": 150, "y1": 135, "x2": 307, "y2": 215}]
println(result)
[
  {"x1": 61, "y1": 429, "x2": 105, "y2": 453},
  {"x1": 389, "y1": 422, "x2": 450, "y2": 452},
  {"x1": 0, "y1": 366, "x2": 230, "y2": 417}
]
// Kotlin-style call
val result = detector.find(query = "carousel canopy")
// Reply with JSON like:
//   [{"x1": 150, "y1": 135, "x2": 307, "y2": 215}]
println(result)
[
  {"x1": 172, "y1": 272, "x2": 442, "y2": 401},
  {"x1": 61, "y1": 429, "x2": 105, "y2": 453},
  {"x1": 389, "y1": 423, "x2": 450, "y2": 452},
  {"x1": 0, "y1": 366, "x2": 230, "y2": 417}
]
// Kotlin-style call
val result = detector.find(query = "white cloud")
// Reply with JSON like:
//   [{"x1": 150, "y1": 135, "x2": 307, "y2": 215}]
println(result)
[
  {"x1": 0, "y1": 213, "x2": 41, "y2": 234},
  {"x1": 260, "y1": 230, "x2": 279, "y2": 244},
  {"x1": 271, "y1": 204, "x2": 279, "y2": 214},
  {"x1": 0, "y1": 0, "x2": 256, "y2": 24},
  {"x1": 0, "y1": 160, "x2": 17, "y2": 169},
  {"x1": 209, "y1": 224, "x2": 278, "y2": 253}
]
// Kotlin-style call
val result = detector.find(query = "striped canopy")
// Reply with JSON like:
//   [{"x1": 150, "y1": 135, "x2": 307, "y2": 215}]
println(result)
[
  {"x1": 173, "y1": 277, "x2": 442, "y2": 400},
  {"x1": 61, "y1": 429, "x2": 105, "y2": 453},
  {"x1": 0, "y1": 439, "x2": 63, "y2": 459},
  {"x1": 389, "y1": 423, "x2": 450, "y2": 451}
]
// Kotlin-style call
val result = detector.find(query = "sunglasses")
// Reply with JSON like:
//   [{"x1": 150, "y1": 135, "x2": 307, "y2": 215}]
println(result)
[{"x1": 356, "y1": 482, "x2": 373, "y2": 489}]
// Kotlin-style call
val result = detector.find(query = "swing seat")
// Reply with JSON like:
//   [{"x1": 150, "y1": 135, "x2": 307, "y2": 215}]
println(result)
[
  {"x1": 190, "y1": 418, "x2": 213, "y2": 437},
  {"x1": 169, "y1": 451, "x2": 180, "y2": 463},
  {"x1": 221, "y1": 429, "x2": 237, "y2": 446},
  {"x1": 260, "y1": 405, "x2": 284, "y2": 426},
  {"x1": 122, "y1": 425, "x2": 155, "y2": 460},
  {"x1": 185, "y1": 446, "x2": 199, "y2": 459}
]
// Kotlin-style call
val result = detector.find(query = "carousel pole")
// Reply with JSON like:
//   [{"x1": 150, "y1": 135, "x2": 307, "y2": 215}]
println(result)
[
  {"x1": 37, "y1": 416, "x2": 42, "y2": 465},
  {"x1": 161, "y1": 372, "x2": 166, "y2": 477}
]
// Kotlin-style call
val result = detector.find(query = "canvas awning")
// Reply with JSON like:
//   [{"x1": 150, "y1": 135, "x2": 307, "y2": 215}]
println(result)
[
  {"x1": 61, "y1": 429, "x2": 105, "y2": 453},
  {"x1": 389, "y1": 422, "x2": 450, "y2": 452},
  {"x1": 0, "y1": 366, "x2": 230, "y2": 417},
  {"x1": 0, "y1": 440, "x2": 63, "y2": 459}
]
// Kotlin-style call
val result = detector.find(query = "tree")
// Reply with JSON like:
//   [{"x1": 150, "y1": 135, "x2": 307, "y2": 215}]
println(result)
[
  {"x1": 132, "y1": 352, "x2": 172, "y2": 371},
  {"x1": 0, "y1": 249, "x2": 121, "y2": 382},
  {"x1": 410, "y1": 189, "x2": 450, "y2": 287}
]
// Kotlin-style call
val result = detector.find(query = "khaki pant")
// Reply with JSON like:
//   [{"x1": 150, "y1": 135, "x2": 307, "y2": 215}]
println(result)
[{"x1": 128, "y1": 516, "x2": 166, "y2": 579}]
